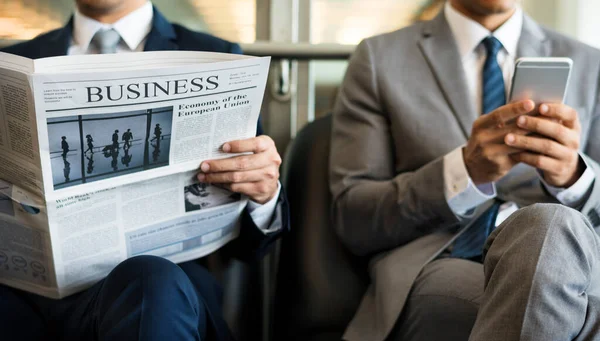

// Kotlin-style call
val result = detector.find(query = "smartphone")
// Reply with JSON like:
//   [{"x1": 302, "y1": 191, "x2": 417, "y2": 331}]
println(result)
[{"x1": 509, "y1": 57, "x2": 573, "y2": 104}]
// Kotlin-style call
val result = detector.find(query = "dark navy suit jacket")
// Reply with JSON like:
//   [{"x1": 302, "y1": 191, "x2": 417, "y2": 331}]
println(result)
[{"x1": 2, "y1": 7, "x2": 289, "y2": 259}]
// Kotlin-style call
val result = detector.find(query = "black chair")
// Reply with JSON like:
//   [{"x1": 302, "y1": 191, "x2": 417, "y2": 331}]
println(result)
[
  {"x1": 202, "y1": 254, "x2": 263, "y2": 341},
  {"x1": 274, "y1": 115, "x2": 369, "y2": 341}
]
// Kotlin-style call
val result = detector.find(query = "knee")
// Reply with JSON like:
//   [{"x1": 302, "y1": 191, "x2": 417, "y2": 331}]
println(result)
[
  {"x1": 97, "y1": 257, "x2": 209, "y2": 340},
  {"x1": 105, "y1": 256, "x2": 197, "y2": 301},
  {"x1": 485, "y1": 204, "x2": 597, "y2": 269},
  {"x1": 110, "y1": 255, "x2": 185, "y2": 280},
  {"x1": 495, "y1": 203, "x2": 593, "y2": 239},
  {"x1": 517, "y1": 203, "x2": 584, "y2": 223}
]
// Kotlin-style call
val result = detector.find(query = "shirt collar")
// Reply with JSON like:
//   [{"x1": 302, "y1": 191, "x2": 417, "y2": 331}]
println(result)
[
  {"x1": 73, "y1": 1, "x2": 154, "y2": 52},
  {"x1": 445, "y1": 1, "x2": 523, "y2": 60}
]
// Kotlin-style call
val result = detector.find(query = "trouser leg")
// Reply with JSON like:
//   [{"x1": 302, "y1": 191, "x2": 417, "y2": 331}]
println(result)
[
  {"x1": 95, "y1": 256, "x2": 208, "y2": 341},
  {"x1": 469, "y1": 204, "x2": 600, "y2": 341},
  {"x1": 2, "y1": 256, "x2": 228, "y2": 341},
  {"x1": 388, "y1": 258, "x2": 484, "y2": 341},
  {"x1": 48, "y1": 255, "x2": 208, "y2": 341},
  {"x1": 0, "y1": 284, "x2": 48, "y2": 341},
  {"x1": 575, "y1": 294, "x2": 600, "y2": 341}
]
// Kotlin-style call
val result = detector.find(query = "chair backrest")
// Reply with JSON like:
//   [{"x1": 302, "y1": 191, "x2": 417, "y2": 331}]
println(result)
[
  {"x1": 202, "y1": 249, "x2": 263, "y2": 341},
  {"x1": 275, "y1": 115, "x2": 368, "y2": 341}
]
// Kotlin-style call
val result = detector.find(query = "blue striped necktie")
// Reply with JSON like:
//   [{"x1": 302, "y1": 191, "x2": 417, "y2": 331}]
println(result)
[
  {"x1": 481, "y1": 37, "x2": 506, "y2": 114},
  {"x1": 451, "y1": 36, "x2": 506, "y2": 260}
]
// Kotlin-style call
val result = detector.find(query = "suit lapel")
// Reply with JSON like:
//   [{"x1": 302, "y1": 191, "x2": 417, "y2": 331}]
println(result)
[
  {"x1": 144, "y1": 7, "x2": 179, "y2": 52},
  {"x1": 418, "y1": 12, "x2": 476, "y2": 139},
  {"x1": 517, "y1": 15, "x2": 551, "y2": 58}
]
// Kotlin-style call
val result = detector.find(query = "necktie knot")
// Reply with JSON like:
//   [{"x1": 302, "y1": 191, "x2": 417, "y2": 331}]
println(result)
[
  {"x1": 482, "y1": 36, "x2": 503, "y2": 58},
  {"x1": 90, "y1": 28, "x2": 121, "y2": 54}
]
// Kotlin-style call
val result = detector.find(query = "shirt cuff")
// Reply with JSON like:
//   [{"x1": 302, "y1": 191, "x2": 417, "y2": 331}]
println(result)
[
  {"x1": 246, "y1": 181, "x2": 282, "y2": 234},
  {"x1": 539, "y1": 155, "x2": 595, "y2": 208},
  {"x1": 443, "y1": 146, "x2": 497, "y2": 217}
]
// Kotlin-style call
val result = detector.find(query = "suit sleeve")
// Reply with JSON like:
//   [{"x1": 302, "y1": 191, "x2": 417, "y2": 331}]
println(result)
[
  {"x1": 580, "y1": 62, "x2": 600, "y2": 229},
  {"x1": 231, "y1": 186, "x2": 290, "y2": 260},
  {"x1": 329, "y1": 39, "x2": 460, "y2": 257}
]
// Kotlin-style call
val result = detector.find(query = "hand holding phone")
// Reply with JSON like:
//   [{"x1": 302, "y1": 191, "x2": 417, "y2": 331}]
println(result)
[
  {"x1": 463, "y1": 57, "x2": 581, "y2": 187},
  {"x1": 504, "y1": 57, "x2": 584, "y2": 187}
]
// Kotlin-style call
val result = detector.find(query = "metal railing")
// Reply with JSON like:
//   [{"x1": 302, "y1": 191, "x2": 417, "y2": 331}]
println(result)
[
  {"x1": 0, "y1": 39, "x2": 21, "y2": 49},
  {"x1": 241, "y1": 42, "x2": 354, "y2": 60}
]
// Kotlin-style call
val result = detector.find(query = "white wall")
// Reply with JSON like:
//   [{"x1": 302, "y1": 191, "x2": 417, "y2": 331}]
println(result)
[
  {"x1": 523, "y1": 0, "x2": 600, "y2": 48},
  {"x1": 522, "y1": 0, "x2": 560, "y2": 31},
  {"x1": 573, "y1": 0, "x2": 600, "y2": 48}
]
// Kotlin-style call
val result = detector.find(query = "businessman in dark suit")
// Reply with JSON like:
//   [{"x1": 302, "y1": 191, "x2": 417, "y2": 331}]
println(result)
[{"x1": 0, "y1": 1, "x2": 289, "y2": 340}]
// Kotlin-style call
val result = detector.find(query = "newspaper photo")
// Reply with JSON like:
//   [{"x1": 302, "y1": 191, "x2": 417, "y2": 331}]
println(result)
[{"x1": 0, "y1": 50, "x2": 270, "y2": 298}]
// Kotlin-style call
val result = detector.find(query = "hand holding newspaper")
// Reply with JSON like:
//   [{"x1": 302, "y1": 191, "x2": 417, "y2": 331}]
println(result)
[{"x1": 0, "y1": 50, "x2": 270, "y2": 298}]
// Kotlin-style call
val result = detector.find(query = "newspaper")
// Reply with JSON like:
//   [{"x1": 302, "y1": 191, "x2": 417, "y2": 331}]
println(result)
[{"x1": 0, "y1": 51, "x2": 270, "y2": 298}]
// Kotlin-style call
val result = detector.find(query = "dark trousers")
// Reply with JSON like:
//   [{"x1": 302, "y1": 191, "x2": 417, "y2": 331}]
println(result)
[{"x1": 0, "y1": 256, "x2": 234, "y2": 341}]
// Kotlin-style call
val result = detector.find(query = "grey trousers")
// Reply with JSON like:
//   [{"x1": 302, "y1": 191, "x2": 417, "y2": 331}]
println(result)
[{"x1": 390, "y1": 204, "x2": 600, "y2": 341}]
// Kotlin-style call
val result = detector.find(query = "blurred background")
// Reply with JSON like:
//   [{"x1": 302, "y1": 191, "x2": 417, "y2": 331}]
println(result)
[
  {"x1": 1, "y1": 0, "x2": 599, "y2": 149},
  {"x1": 2, "y1": 0, "x2": 599, "y2": 45}
]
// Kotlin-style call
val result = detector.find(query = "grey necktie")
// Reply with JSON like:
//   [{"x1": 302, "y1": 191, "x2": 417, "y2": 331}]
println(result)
[{"x1": 90, "y1": 28, "x2": 121, "y2": 54}]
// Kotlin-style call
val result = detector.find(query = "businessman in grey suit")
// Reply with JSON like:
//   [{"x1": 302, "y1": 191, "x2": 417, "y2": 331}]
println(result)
[{"x1": 330, "y1": 0, "x2": 600, "y2": 340}]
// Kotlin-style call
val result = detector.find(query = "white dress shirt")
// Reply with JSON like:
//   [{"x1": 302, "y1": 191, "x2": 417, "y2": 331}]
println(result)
[
  {"x1": 68, "y1": 1, "x2": 281, "y2": 233},
  {"x1": 69, "y1": 1, "x2": 153, "y2": 55},
  {"x1": 442, "y1": 1, "x2": 595, "y2": 219}
]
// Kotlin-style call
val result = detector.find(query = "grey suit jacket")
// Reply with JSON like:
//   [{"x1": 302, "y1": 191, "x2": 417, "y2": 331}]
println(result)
[{"x1": 329, "y1": 11, "x2": 600, "y2": 341}]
